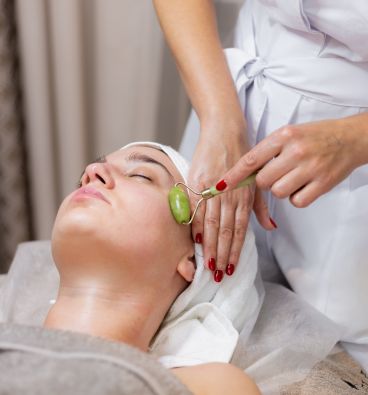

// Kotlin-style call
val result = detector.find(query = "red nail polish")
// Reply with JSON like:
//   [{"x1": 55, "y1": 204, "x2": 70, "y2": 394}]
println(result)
[
  {"x1": 269, "y1": 217, "x2": 278, "y2": 229},
  {"x1": 215, "y1": 179, "x2": 227, "y2": 191},
  {"x1": 214, "y1": 270, "x2": 223, "y2": 282},
  {"x1": 225, "y1": 263, "x2": 235, "y2": 276},
  {"x1": 208, "y1": 258, "x2": 216, "y2": 271},
  {"x1": 195, "y1": 233, "x2": 202, "y2": 244}
]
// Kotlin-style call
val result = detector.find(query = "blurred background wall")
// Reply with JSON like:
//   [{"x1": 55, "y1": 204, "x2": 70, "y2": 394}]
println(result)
[
  {"x1": 0, "y1": 0, "x2": 243, "y2": 272},
  {"x1": 0, "y1": 0, "x2": 30, "y2": 273}
]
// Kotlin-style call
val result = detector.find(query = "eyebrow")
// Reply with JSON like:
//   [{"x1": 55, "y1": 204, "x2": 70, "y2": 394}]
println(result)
[{"x1": 125, "y1": 151, "x2": 175, "y2": 182}]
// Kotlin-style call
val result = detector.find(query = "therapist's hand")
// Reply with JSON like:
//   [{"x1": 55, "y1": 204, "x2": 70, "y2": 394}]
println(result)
[
  {"x1": 189, "y1": 119, "x2": 272, "y2": 281},
  {"x1": 216, "y1": 115, "x2": 368, "y2": 208}
]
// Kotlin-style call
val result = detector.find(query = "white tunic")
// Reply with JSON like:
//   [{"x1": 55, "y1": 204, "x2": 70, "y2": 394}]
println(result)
[{"x1": 180, "y1": 0, "x2": 368, "y2": 369}]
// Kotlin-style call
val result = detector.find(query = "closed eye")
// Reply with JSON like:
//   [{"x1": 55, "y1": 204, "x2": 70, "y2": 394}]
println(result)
[{"x1": 130, "y1": 174, "x2": 152, "y2": 181}]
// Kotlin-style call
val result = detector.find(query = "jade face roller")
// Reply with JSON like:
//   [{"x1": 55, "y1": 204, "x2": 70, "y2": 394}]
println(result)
[{"x1": 168, "y1": 172, "x2": 257, "y2": 225}]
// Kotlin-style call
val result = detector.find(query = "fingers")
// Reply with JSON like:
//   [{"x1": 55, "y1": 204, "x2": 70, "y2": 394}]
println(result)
[
  {"x1": 202, "y1": 186, "x2": 276, "y2": 283},
  {"x1": 226, "y1": 193, "x2": 251, "y2": 274},
  {"x1": 204, "y1": 188, "x2": 254, "y2": 282},
  {"x1": 271, "y1": 168, "x2": 310, "y2": 199},
  {"x1": 217, "y1": 136, "x2": 282, "y2": 191},
  {"x1": 253, "y1": 188, "x2": 274, "y2": 230},
  {"x1": 215, "y1": 196, "x2": 236, "y2": 276},
  {"x1": 255, "y1": 155, "x2": 294, "y2": 190},
  {"x1": 190, "y1": 192, "x2": 206, "y2": 247},
  {"x1": 290, "y1": 180, "x2": 326, "y2": 208},
  {"x1": 203, "y1": 196, "x2": 221, "y2": 273}
]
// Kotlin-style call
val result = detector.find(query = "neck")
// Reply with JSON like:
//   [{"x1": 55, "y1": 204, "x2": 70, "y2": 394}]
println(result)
[{"x1": 44, "y1": 284, "x2": 167, "y2": 351}]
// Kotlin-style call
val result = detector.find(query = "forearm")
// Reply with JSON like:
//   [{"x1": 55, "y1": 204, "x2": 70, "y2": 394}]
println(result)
[{"x1": 152, "y1": 0, "x2": 245, "y2": 133}]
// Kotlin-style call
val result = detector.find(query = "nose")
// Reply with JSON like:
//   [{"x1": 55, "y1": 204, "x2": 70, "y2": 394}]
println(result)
[{"x1": 81, "y1": 162, "x2": 114, "y2": 188}]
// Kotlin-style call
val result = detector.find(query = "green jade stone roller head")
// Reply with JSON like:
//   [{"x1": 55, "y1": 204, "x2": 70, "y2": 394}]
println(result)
[{"x1": 168, "y1": 172, "x2": 257, "y2": 225}]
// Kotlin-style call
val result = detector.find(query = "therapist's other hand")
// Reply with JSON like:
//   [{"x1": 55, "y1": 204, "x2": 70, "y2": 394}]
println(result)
[
  {"x1": 217, "y1": 117, "x2": 365, "y2": 208},
  {"x1": 189, "y1": 120, "x2": 267, "y2": 281}
]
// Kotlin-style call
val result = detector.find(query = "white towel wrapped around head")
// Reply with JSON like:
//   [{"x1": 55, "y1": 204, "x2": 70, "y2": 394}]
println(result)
[{"x1": 121, "y1": 142, "x2": 264, "y2": 368}]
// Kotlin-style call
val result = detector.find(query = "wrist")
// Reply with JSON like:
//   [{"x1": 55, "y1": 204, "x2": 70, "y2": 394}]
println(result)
[
  {"x1": 342, "y1": 112, "x2": 368, "y2": 167},
  {"x1": 197, "y1": 118, "x2": 251, "y2": 156},
  {"x1": 199, "y1": 110, "x2": 247, "y2": 137},
  {"x1": 200, "y1": 116, "x2": 250, "y2": 149}
]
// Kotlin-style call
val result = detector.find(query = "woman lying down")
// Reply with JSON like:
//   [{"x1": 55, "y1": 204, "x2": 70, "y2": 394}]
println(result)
[{"x1": 4, "y1": 142, "x2": 263, "y2": 394}]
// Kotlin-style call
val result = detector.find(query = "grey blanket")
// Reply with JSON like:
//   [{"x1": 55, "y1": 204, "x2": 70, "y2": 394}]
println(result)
[
  {"x1": 0, "y1": 323, "x2": 192, "y2": 395},
  {"x1": 2, "y1": 241, "x2": 351, "y2": 394}
]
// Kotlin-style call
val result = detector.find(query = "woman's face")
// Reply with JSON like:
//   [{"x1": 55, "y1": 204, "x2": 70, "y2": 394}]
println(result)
[{"x1": 51, "y1": 145, "x2": 195, "y2": 289}]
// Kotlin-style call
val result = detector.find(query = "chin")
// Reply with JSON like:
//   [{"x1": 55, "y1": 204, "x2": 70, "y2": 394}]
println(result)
[
  {"x1": 54, "y1": 207, "x2": 101, "y2": 236},
  {"x1": 51, "y1": 208, "x2": 107, "y2": 264}
]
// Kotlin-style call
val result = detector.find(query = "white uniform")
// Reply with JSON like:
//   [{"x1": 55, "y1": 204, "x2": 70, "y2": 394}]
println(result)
[{"x1": 180, "y1": 0, "x2": 368, "y2": 369}]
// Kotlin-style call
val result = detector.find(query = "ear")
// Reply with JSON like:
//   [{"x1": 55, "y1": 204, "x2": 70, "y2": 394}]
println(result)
[{"x1": 177, "y1": 254, "x2": 196, "y2": 283}]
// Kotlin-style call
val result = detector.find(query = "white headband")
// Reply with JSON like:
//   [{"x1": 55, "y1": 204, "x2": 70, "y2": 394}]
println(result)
[{"x1": 121, "y1": 141, "x2": 190, "y2": 183}]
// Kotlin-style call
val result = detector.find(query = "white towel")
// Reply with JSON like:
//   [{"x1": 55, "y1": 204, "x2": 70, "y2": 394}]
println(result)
[
  {"x1": 121, "y1": 142, "x2": 264, "y2": 368},
  {"x1": 151, "y1": 233, "x2": 263, "y2": 368}
]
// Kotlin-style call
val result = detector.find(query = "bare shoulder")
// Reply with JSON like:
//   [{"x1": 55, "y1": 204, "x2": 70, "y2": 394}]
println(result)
[{"x1": 171, "y1": 362, "x2": 261, "y2": 395}]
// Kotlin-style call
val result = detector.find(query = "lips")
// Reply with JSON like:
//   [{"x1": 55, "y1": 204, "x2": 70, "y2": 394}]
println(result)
[{"x1": 72, "y1": 186, "x2": 111, "y2": 204}]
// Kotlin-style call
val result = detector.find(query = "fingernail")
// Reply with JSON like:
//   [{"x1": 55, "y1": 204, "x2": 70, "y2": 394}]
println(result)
[
  {"x1": 214, "y1": 269, "x2": 224, "y2": 283},
  {"x1": 195, "y1": 233, "x2": 202, "y2": 244},
  {"x1": 215, "y1": 179, "x2": 227, "y2": 191},
  {"x1": 208, "y1": 258, "x2": 216, "y2": 271},
  {"x1": 269, "y1": 217, "x2": 278, "y2": 229},
  {"x1": 225, "y1": 263, "x2": 235, "y2": 276}
]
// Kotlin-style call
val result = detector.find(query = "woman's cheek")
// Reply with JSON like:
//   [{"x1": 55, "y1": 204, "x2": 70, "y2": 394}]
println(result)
[{"x1": 120, "y1": 190, "x2": 170, "y2": 226}]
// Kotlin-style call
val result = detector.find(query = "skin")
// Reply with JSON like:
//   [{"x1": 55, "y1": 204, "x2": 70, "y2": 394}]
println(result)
[
  {"x1": 152, "y1": 0, "x2": 273, "y2": 280},
  {"x1": 172, "y1": 363, "x2": 261, "y2": 395},
  {"x1": 220, "y1": 113, "x2": 368, "y2": 207},
  {"x1": 152, "y1": 0, "x2": 368, "y2": 278},
  {"x1": 44, "y1": 145, "x2": 260, "y2": 395}
]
